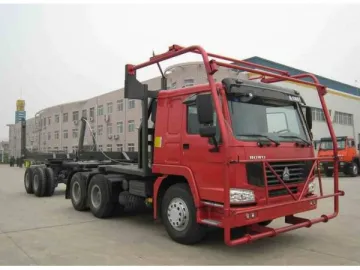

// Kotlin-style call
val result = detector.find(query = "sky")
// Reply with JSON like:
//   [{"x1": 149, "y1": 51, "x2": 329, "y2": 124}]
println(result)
[{"x1": 0, "y1": 1, "x2": 360, "y2": 140}]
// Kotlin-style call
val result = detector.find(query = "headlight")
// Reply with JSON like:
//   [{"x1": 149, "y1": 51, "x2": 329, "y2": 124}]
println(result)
[
  {"x1": 308, "y1": 181, "x2": 316, "y2": 194},
  {"x1": 230, "y1": 188, "x2": 255, "y2": 204}
]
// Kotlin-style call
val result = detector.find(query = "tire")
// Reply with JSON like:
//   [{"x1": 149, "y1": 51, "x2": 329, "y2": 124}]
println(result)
[
  {"x1": 33, "y1": 167, "x2": 47, "y2": 197},
  {"x1": 87, "y1": 174, "x2": 116, "y2": 218},
  {"x1": 349, "y1": 162, "x2": 359, "y2": 177},
  {"x1": 161, "y1": 183, "x2": 206, "y2": 245},
  {"x1": 324, "y1": 168, "x2": 333, "y2": 177},
  {"x1": 70, "y1": 172, "x2": 89, "y2": 211},
  {"x1": 44, "y1": 167, "x2": 56, "y2": 196},
  {"x1": 24, "y1": 167, "x2": 34, "y2": 194}
]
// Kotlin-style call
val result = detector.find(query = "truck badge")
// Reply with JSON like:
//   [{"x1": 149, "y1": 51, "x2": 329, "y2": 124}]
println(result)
[{"x1": 283, "y1": 167, "x2": 290, "y2": 181}]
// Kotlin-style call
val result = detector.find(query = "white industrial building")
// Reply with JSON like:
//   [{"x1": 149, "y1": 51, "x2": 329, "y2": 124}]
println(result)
[{"x1": 7, "y1": 57, "x2": 360, "y2": 157}]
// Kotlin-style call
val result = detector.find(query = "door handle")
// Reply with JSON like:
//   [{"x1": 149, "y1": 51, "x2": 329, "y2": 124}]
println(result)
[{"x1": 183, "y1": 143, "x2": 190, "y2": 150}]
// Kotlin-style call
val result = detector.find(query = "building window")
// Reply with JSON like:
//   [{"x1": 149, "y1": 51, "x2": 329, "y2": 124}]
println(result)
[
  {"x1": 334, "y1": 111, "x2": 353, "y2": 126},
  {"x1": 63, "y1": 146, "x2": 68, "y2": 153},
  {"x1": 82, "y1": 109, "x2": 87, "y2": 118},
  {"x1": 98, "y1": 144, "x2": 103, "y2": 151},
  {"x1": 97, "y1": 105, "x2": 104, "y2": 116},
  {"x1": 128, "y1": 120, "x2": 135, "y2": 132},
  {"x1": 63, "y1": 129, "x2": 68, "y2": 139},
  {"x1": 47, "y1": 147, "x2": 51, "y2": 152},
  {"x1": 107, "y1": 123, "x2": 112, "y2": 135},
  {"x1": 54, "y1": 147, "x2": 58, "y2": 151},
  {"x1": 107, "y1": 102, "x2": 113, "y2": 114},
  {"x1": 72, "y1": 129, "x2": 78, "y2": 138},
  {"x1": 48, "y1": 117, "x2": 51, "y2": 125},
  {"x1": 89, "y1": 107, "x2": 95, "y2": 118},
  {"x1": 55, "y1": 115, "x2": 59, "y2": 123},
  {"x1": 54, "y1": 131, "x2": 59, "y2": 140},
  {"x1": 63, "y1": 113, "x2": 68, "y2": 123},
  {"x1": 97, "y1": 125, "x2": 103, "y2": 136},
  {"x1": 128, "y1": 99, "x2": 135, "y2": 109},
  {"x1": 183, "y1": 78, "x2": 195, "y2": 87},
  {"x1": 311, "y1": 108, "x2": 325, "y2": 122},
  {"x1": 48, "y1": 132, "x2": 51, "y2": 140},
  {"x1": 128, "y1": 143, "x2": 135, "y2": 152},
  {"x1": 73, "y1": 111, "x2": 79, "y2": 121},
  {"x1": 106, "y1": 144, "x2": 112, "y2": 152},
  {"x1": 116, "y1": 144, "x2": 123, "y2": 152},
  {"x1": 117, "y1": 121, "x2": 123, "y2": 134},
  {"x1": 117, "y1": 100, "x2": 123, "y2": 111},
  {"x1": 72, "y1": 146, "x2": 78, "y2": 153}
]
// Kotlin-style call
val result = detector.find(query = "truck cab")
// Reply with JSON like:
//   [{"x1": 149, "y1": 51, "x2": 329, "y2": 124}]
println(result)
[
  {"x1": 153, "y1": 77, "x2": 316, "y2": 212},
  {"x1": 318, "y1": 136, "x2": 360, "y2": 177}
]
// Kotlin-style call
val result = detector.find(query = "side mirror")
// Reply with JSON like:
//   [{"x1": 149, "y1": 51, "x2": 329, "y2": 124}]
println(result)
[
  {"x1": 199, "y1": 126, "x2": 216, "y2": 138},
  {"x1": 196, "y1": 94, "x2": 214, "y2": 125},
  {"x1": 305, "y1": 106, "x2": 312, "y2": 130}
]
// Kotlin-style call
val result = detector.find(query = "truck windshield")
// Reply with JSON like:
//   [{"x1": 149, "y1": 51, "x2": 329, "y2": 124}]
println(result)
[
  {"x1": 320, "y1": 140, "x2": 346, "y2": 150},
  {"x1": 227, "y1": 95, "x2": 309, "y2": 143}
]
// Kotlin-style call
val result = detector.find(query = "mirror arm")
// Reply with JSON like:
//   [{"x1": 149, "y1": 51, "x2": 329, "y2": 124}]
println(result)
[{"x1": 209, "y1": 137, "x2": 220, "y2": 153}]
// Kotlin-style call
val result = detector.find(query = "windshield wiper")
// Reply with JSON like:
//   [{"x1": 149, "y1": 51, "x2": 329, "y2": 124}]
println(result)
[
  {"x1": 238, "y1": 134, "x2": 280, "y2": 146},
  {"x1": 278, "y1": 135, "x2": 311, "y2": 146}
]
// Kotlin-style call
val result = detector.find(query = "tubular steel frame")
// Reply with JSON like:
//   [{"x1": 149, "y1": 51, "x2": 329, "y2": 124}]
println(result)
[{"x1": 126, "y1": 44, "x2": 345, "y2": 246}]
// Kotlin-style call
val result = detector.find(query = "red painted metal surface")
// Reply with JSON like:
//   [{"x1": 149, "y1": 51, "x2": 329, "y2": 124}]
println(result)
[{"x1": 126, "y1": 44, "x2": 343, "y2": 246}]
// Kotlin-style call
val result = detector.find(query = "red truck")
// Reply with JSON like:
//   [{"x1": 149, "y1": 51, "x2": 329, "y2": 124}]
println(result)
[{"x1": 58, "y1": 45, "x2": 344, "y2": 246}]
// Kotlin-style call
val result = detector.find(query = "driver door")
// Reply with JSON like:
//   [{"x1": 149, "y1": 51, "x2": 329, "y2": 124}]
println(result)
[{"x1": 181, "y1": 94, "x2": 225, "y2": 203}]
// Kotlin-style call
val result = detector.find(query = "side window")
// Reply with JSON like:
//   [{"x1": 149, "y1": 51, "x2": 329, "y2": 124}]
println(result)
[
  {"x1": 186, "y1": 102, "x2": 220, "y2": 142},
  {"x1": 187, "y1": 104, "x2": 200, "y2": 134},
  {"x1": 348, "y1": 139, "x2": 354, "y2": 147}
]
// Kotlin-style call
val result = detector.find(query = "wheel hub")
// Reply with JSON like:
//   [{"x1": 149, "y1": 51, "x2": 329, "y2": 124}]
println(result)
[
  {"x1": 167, "y1": 198, "x2": 189, "y2": 231},
  {"x1": 91, "y1": 185, "x2": 102, "y2": 209},
  {"x1": 72, "y1": 182, "x2": 81, "y2": 203},
  {"x1": 353, "y1": 165, "x2": 358, "y2": 175}
]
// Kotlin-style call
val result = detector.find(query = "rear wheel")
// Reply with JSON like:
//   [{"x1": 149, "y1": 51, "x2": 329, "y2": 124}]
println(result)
[
  {"x1": 33, "y1": 167, "x2": 47, "y2": 197},
  {"x1": 161, "y1": 183, "x2": 206, "y2": 245},
  {"x1": 24, "y1": 167, "x2": 34, "y2": 194},
  {"x1": 88, "y1": 174, "x2": 116, "y2": 218},
  {"x1": 70, "y1": 172, "x2": 88, "y2": 211},
  {"x1": 44, "y1": 167, "x2": 56, "y2": 196}
]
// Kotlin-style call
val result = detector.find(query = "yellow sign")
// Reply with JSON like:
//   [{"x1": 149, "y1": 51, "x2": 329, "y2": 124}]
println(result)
[{"x1": 16, "y1": 99, "x2": 25, "y2": 111}]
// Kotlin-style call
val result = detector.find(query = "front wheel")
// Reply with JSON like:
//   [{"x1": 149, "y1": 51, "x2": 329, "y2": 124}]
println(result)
[
  {"x1": 161, "y1": 183, "x2": 206, "y2": 245},
  {"x1": 349, "y1": 162, "x2": 359, "y2": 177},
  {"x1": 324, "y1": 167, "x2": 333, "y2": 177}
]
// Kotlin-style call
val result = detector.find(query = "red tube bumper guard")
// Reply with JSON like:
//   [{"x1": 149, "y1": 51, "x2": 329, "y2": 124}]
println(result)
[{"x1": 220, "y1": 157, "x2": 344, "y2": 246}]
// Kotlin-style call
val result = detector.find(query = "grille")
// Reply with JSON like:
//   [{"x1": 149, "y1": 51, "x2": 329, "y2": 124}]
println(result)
[{"x1": 266, "y1": 161, "x2": 306, "y2": 186}]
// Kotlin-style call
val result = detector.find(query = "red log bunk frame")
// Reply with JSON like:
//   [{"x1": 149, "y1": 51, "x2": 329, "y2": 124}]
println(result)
[{"x1": 126, "y1": 44, "x2": 345, "y2": 246}]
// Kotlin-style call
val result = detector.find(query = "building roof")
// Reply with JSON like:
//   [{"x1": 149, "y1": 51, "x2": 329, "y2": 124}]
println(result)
[{"x1": 239, "y1": 56, "x2": 360, "y2": 97}]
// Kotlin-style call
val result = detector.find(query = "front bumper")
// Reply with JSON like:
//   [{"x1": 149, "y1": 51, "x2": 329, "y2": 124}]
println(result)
[
  {"x1": 321, "y1": 161, "x2": 349, "y2": 171},
  {"x1": 219, "y1": 191, "x2": 344, "y2": 246}
]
